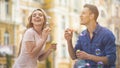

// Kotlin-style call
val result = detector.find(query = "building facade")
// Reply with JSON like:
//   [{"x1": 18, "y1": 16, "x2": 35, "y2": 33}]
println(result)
[{"x1": 0, "y1": 0, "x2": 19, "y2": 67}]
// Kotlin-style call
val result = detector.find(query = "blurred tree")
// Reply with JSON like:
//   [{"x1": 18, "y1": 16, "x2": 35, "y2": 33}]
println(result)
[
  {"x1": 6, "y1": 54, "x2": 12, "y2": 68},
  {"x1": 46, "y1": 58, "x2": 51, "y2": 68}
]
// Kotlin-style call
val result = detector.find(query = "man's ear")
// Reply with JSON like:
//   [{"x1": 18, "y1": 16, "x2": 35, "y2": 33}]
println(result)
[{"x1": 90, "y1": 13, "x2": 94, "y2": 20}]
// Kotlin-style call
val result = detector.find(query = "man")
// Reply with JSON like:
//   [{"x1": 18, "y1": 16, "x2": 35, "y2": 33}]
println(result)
[{"x1": 64, "y1": 4, "x2": 116, "y2": 68}]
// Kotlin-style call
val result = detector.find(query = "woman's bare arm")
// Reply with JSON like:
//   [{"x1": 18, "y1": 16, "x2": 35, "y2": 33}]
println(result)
[
  {"x1": 25, "y1": 27, "x2": 51, "y2": 58},
  {"x1": 38, "y1": 44, "x2": 56, "y2": 61}
]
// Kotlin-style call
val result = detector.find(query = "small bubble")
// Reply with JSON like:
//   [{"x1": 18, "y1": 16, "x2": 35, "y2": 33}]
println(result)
[{"x1": 95, "y1": 48, "x2": 101, "y2": 56}]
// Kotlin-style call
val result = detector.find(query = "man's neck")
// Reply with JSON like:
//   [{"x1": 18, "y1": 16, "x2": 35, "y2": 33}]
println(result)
[{"x1": 86, "y1": 21, "x2": 97, "y2": 34}]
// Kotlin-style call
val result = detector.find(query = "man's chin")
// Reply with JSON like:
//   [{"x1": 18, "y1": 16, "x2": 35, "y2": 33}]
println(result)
[{"x1": 80, "y1": 22, "x2": 85, "y2": 25}]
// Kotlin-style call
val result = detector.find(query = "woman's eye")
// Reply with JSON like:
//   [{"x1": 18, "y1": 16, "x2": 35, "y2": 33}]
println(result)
[
  {"x1": 32, "y1": 13, "x2": 43, "y2": 17},
  {"x1": 39, "y1": 14, "x2": 43, "y2": 17},
  {"x1": 32, "y1": 14, "x2": 36, "y2": 17}
]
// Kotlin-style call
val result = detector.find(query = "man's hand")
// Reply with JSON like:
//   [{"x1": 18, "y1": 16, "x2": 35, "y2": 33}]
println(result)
[
  {"x1": 64, "y1": 28, "x2": 73, "y2": 41},
  {"x1": 76, "y1": 51, "x2": 91, "y2": 60}
]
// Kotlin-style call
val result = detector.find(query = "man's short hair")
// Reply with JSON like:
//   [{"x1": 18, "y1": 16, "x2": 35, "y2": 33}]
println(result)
[{"x1": 84, "y1": 4, "x2": 99, "y2": 21}]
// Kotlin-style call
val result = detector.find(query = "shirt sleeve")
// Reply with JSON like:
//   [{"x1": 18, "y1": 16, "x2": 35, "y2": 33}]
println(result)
[
  {"x1": 23, "y1": 29, "x2": 35, "y2": 42},
  {"x1": 103, "y1": 32, "x2": 116, "y2": 65},
  {"x1": 74, "y1": 36, "x2": 82, "y2": 52}
]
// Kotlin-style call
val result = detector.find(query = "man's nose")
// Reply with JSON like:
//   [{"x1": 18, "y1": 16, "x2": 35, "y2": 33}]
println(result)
[
  {"x1": 80, "y1": 14, "x2": 82, "y2": 17},
  {"x1": 80, "y1": 15, "x2": 82, "y2": 18}
]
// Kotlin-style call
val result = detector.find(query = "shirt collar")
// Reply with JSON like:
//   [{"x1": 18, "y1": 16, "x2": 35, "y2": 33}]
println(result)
[
  {"x1": 83, "y1": 23, "x2": 101, "y2": 35},
  {"x1": 93, "y1": 23, "x2": 101, "y2": 34}
]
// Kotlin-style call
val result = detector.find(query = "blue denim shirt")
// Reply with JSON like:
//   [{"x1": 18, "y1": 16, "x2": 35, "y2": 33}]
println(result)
[{"x1": 74, "y1": 24, "x2": 116, "y2": 68}]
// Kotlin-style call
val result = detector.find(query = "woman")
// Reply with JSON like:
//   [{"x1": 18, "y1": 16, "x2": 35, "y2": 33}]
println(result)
[{"x1": 13, "y1": 9, "x2": 56, "y2": 68}]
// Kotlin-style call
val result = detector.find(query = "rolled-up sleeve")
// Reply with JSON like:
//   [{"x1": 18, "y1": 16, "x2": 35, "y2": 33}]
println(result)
[
  {"x1": 103, "y1": 32, "x2": 116, "y2": 65},
  {"x1": 74, "y1": 36, "x2": 82, "y2": 52}
]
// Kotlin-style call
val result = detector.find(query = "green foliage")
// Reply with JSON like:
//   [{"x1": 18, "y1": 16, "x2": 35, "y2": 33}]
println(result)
[
  {"x1": 6, "y1": 54, "x2": 12, "y2": 68},
  {"x1": 46, "y1": 58, "x2": 51, "y2": 68}
]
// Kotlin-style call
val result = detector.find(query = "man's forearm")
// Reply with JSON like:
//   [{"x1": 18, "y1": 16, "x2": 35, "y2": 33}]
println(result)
[
  {"x1": 67, "y1": 40, "x2": 76, "y2": 60},
  {"x1": 88, "y1": 54, "x2": 108, "y2": 64}
]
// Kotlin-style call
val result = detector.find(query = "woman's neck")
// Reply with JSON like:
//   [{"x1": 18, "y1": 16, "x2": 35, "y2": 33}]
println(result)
[{"x1": 33, "y1": 25, "x2": 42, "y2": 35}]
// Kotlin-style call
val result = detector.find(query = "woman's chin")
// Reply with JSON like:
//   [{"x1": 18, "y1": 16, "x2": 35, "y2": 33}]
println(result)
[
  {"x1": 33, "y1": 22, "x2": 42, "y2": 25},
  {"x1": 34, "y1": 23, "x2": 42, "y2": 26}
]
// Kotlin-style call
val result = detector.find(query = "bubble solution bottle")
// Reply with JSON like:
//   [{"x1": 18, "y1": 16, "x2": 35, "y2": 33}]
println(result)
[
  {"x1": 97, "y1": 61, "x2": 103, "y2": 68},
  {"x1": 95, "y1": 48, "x2": 103, "y2": 68},
  {"x1": 85, "y1": 63, "x2": 90, "y2": 68},
  {"x1": 75, "y1": 50, "x2": 86, "y2": 68}
]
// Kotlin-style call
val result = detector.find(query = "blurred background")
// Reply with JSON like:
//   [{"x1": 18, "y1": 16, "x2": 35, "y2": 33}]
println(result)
[{"x1": 0, "y1": 0, "x2": 120, "y2": 68}]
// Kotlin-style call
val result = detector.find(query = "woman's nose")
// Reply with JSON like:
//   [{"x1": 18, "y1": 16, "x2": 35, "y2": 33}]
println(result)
[
  {"x1": 36, "y1": 15, "x2": 40, "y2": 18},
  {"x1": 36, "y1": 15, "x2": 39, "y2": 17}
]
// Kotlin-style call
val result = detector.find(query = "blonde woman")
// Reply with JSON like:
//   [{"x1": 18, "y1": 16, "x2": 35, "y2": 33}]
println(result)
[{"x1": 13, "y1": 9, "x2": 56, "y2": 68}]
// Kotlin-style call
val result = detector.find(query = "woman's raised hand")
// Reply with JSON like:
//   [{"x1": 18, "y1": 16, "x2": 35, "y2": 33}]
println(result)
[{"x1": 42, "y1": 27, "x2": 51, "y2": 41}]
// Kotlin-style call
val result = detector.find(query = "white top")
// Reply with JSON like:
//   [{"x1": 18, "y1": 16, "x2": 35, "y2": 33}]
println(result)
[{"x1": 13, "y1": 28, "x2": 45, "y2": 68}]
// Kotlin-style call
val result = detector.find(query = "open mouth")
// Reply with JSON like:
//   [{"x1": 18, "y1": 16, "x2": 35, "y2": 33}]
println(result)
[{"x1": 35, "y1": 19, "x2": 41, "y2": 22}]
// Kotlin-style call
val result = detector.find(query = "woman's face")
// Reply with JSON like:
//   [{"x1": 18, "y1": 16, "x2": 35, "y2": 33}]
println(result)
[{"x1": 31, "y1": 10, "x2": 45, "y2": 26}]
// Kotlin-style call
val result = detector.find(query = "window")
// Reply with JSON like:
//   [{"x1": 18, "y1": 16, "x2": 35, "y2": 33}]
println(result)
[
  {"x1": 5, "y1": 0, "x2": 9, "y2": 15},
  {"x1": 61, "y1": 16, "x2": 65, "y2": 30},
  {"x1": 4, "y1": 30, "x2": 9, "y2": 45},
  {"x1": 117, "y1": 0, "x2": 120, "y2": 2},
  {"x1": 61, "y1": 44, "x2": 66, "y2": 58},
  {"x1": 74, "y1": 0, "x2": 79, "y2": 12},
  {"x1": 33, "y1": 0, "x2": 44, "y2": 4},
  {"x1": 60, "y1": 0, "x2": 66, "y2": 6},
  {"x1": 115, "y1": 7, "x2": 119, "y2": 17},
  {"x1": 101, "y1": 10, "x2": 106, "y2": 17}
]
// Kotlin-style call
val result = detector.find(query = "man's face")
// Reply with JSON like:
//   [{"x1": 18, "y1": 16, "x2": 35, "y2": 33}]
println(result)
[{"x1": 80, "y1": 7, "x2": 92, "y2": 25}]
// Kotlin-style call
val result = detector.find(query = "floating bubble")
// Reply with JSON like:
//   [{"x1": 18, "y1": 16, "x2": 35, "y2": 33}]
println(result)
[{"x1": 95, "y1": 48, "x2": 101, "y2": 56}]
